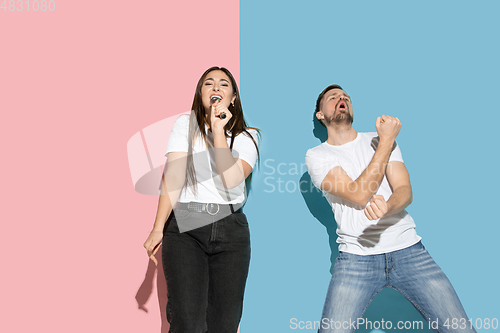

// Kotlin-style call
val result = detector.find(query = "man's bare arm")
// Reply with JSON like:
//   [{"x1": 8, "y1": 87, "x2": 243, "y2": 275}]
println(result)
[
  {"x1": 385, "y1": 161, "x2": 412, "y2": 214},
  {"x1": 364, "y1": 161, "x2": 413, "y2": 220},
  {"x1": 320, "y1": 115, "x2": 401, "y2": 206}
]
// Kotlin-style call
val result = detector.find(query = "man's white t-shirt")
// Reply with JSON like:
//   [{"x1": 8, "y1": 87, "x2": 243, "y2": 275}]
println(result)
[
  {"x1": 166, "y1": 114, "x2": 258, "y2": 205},
  {"x1": 305, "y1": 132, "x2": 421, "y2": 255}
]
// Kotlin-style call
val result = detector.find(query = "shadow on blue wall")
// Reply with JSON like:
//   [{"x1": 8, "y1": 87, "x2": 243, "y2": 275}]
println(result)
[
  {"x1": 300, "y1": 171, "x2": 339, "y2": 274},
  {"x1": 301, "y1": 118, "x2": 433, "y2": 333}
]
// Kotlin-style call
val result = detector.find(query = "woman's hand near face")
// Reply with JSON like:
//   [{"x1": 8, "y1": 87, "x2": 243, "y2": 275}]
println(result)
[{"x1": 210, "y1": 99, "x2": 232, "y2": 133}]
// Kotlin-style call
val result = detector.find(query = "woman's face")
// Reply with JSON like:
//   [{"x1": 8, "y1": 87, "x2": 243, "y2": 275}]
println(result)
[{"x1": 201, "y1": 70, "x2": 236, "y2": 112}]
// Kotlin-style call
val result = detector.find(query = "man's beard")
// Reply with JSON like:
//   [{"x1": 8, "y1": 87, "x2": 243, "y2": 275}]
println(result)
[{"x1": 325, "y1": 109, "x2": 353, "y2": 125}]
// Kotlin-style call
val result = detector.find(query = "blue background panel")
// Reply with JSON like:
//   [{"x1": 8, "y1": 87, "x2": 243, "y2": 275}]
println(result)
[{"x1": 241, "y1": 1, "x2": 499, "y2": 332}]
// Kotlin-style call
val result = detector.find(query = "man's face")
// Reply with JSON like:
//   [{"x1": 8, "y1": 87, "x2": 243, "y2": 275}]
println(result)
[{"x1": 317, "y1": 88, "x2": 353, "y2": 126}]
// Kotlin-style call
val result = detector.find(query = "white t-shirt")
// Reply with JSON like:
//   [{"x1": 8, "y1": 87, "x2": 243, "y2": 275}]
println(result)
[
  {"x1": 166, "y1": 114, "x2": 259, "y2": 205},
  {"x1": 305, "y1": 132, "x2": 421, "y2": 255}
]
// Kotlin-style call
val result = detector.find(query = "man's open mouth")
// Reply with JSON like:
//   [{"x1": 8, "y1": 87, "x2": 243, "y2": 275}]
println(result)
[{"x1": 337, "y1": 101, "x2": 347, "y2": 111}]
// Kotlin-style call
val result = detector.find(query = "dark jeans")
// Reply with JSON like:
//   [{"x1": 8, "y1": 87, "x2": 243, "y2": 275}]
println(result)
[{"x1": 162, "y1": 210, "x2": 251, "y2": 333}]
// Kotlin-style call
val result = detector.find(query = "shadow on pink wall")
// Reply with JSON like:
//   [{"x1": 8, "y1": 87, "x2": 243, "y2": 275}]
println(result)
[{"x1": 136, "y1": 247, "x2": 169, "y2": 333}]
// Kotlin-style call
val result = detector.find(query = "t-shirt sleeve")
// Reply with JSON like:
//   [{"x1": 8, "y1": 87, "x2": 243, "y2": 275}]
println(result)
[
  {"x1": 165, "y1": 115, "x2": 190, "y2": 155},
  {"x1": 305, "y1": 148, "x2": 339, "y2": 190},
  {"x1": 231, "y1": 129, "x2": 259, "y2": 169},
  {"x1": 389, "y1": 141, "x2": 404, "y2": 163}
]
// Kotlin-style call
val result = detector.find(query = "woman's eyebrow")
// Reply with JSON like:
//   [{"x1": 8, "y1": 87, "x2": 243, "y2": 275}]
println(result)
[{"x1": 204, "y1": 78, "x2": 230, "y2": 84}]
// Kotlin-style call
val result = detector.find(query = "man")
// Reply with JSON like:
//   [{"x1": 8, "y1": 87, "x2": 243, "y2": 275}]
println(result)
[{"x1": 305, "y1": 85, "x2": 475, "y2": 333}]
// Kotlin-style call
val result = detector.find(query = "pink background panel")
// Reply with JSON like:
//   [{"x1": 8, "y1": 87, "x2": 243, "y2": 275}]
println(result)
[{"x1": 0, "y1": 1, "x2": 239, "y2": 332}]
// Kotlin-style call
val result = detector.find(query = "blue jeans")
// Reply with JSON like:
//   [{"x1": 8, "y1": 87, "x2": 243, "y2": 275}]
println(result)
[
  {"x1": 162, "y1": 211, "x2": 251, "y2": 333},
  {"x1": 319, "y1": 242, "x2": 476, "y2": 333}
]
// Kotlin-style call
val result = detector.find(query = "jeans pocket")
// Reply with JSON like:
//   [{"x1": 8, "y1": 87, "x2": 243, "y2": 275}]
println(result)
[
  {"x1": 232, "y1": 212, "x2": 249, "y2": 227},
  {"x1": 406, "y1": 241, "x2": 427, "y2": 257},
  {"x1": 336, "y1": 252, "x2": 347, "y2": 260}
]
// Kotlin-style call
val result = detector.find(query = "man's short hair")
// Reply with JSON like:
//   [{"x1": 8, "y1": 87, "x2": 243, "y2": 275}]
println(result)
[{"x1": 315, "y1": 84, "x2": 344, "y2": 127}]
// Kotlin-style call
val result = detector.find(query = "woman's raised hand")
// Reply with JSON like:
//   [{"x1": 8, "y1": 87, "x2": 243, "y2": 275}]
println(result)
[{"x1": 210, "y1": 99, "x2": 232, "y2": 133}]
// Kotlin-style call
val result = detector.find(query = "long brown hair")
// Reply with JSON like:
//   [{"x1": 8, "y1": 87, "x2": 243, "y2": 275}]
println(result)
[{"x1": 186, "y1": 66, "x2": 260, "y2": 193}]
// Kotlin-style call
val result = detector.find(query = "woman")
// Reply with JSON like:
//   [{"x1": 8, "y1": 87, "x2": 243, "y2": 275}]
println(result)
[{"x1": 143, "y1": 66, "x2": 259, "y2": 333}]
